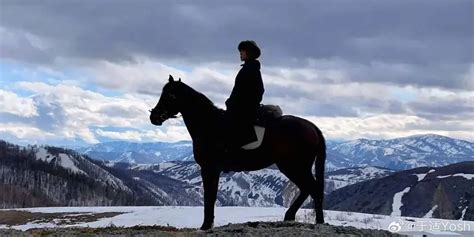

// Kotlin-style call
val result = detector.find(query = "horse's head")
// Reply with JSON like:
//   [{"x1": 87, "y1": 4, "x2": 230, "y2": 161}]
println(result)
[{"x1": 150, "y1": 75, "x2": 183, "y2": 126}]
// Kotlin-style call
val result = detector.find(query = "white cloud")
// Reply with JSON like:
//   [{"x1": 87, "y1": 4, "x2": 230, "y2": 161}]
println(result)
[
  {"x1": 8, "y1": 81, "x2": 189, "y2": 144},
  {"x1": 1, "y1": 1, "x2": 472, "y2": 146},
  {"x1": 64, "y1": 57, "x2": 474, "y2": 119},
  {"x1": 96, "y1": 129, "x2": 144, "y2": 141},
  {"x1": 0, "y1": 122, "x2": 55, "y2": 139},
  {"x1": 0, "y1": 89, "x2": 38, "y2": 117},
  {"x1": 86, "y1": 58, "x2": 187, "y2": 95},
  {"x1": 1, "y1": 55, "x2": 473, "y2": 145},
  {"x1": 96, "y1": 125, "x2": 191, "y2": 142},
  {"x1": 144, "y1": 125, "x2": 191, "y2": 142},
  {"x1": 306, "y1": 114, "x2": 474, "y2": 141},
  {"x1": 80, "y1": 58, "x2": 474, "y2": 139}
]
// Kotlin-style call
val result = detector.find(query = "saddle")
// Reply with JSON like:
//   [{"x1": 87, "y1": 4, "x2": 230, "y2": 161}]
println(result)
[
  {"x1": 255, "y1": 104, "x2": 283, "y2": 127},
  {"x1": 218, "y1": 104, "x2": 283, "y2": 172},
  {"x1": 241, "y1": 104, "x2": 283, "y2": 150}
]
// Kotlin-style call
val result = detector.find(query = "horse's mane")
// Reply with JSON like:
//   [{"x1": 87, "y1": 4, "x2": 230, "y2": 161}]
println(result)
[{"x1": 177, "y1": 81, "x2": 224, "y2": 113}]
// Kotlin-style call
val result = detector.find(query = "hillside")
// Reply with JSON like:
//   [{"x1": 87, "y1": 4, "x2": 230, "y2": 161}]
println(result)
[
  {"x1": 0, "y1": 140, "x2": 392, "y2": 208},
  {"x1": 77, "y1": 134, "x2": 474, "y2": 171},
  {"x1": 125, "y1": 161, "x2": 394, "y2": 207},
  {"x1": 2, "y1": 138, "x2": 472, "y2": 217},
  {"x1": 0, "y1": 141, "x2": 153, "y2": 207},
  {"x1": 326, "y1": 161, "x2": 474, "y2": 221}
]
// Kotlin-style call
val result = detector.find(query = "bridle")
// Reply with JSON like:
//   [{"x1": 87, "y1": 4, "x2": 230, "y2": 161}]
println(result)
[
  {"x1": 149, "y1": 107, "x2": 182, "y2": 120},
  {"x1": 149, "y1": 92, "x2": 182, "y2": 122}
]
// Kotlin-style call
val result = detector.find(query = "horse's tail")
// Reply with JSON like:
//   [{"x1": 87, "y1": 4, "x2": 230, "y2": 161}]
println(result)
[{"x1": 313, "y1": 125, "x2": 326, "y2": 223}]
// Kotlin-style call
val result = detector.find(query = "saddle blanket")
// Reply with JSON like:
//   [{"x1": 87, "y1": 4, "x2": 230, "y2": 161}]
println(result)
[{"x1": 241, "y1": 126, "x2": 265, "y2": 150}]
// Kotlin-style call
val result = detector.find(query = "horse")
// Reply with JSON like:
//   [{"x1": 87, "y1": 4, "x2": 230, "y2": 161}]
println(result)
[{"x1": 149, "y1": 75, "x2": 326, "y2": 230}]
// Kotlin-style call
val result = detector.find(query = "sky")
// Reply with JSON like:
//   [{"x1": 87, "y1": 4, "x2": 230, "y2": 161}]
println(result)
[{"x1": 0, "y1": 0, "x2": 473, "y2": 146}]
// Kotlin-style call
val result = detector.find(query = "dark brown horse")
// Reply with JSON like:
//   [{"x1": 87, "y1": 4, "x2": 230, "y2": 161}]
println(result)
[{"x1": 150, "y1": 75, "x2": 326, "y2": 230}]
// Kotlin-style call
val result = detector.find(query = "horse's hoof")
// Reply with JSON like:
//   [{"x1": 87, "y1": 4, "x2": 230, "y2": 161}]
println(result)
[
  {"x1": 283, "y1": 214, "x2": 296, "y2": 221},
  {"x1": 200, "y1": 222, "x2": 213, "y2": 231}
]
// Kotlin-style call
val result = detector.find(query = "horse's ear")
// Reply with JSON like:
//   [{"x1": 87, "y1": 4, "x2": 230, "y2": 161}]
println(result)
[
  {"x1": 169, "y1": 75, "x2": 174, "y2": 82},
  {"x1": 179, "y1": 78, "x2": 181, "y2": 82}
]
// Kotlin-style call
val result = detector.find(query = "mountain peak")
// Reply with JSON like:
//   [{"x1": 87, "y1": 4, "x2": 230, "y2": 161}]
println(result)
[{"x1": 404, "y1": 133, "x2": 452, "y2": 140}]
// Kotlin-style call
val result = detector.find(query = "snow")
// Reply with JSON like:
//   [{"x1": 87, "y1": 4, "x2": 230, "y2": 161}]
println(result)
[
  {"x1": 383, "y1": 148, "x2": 394, "y2": 156},
  {"x1": 460, "y1": 207, "x2": 468, "y2": 220},
  {"x1": 325, "y1": 162, "x2": 338, "y2": 171},
  {"x1": 437, "y1": 174, "x2": 474, "y2": 180},
  {"x1": 414, "y1": 174, "x2": 427, "y2": 182},
  {"x1": 391, "y1": 187, "x2": 411, "y2": 216},
  {"x1": 1, "y1": 206, "x2": 473, "y2": 236},
  {"x1": 35, "y1": 148, "x2": 55, "y2": 162},
  {"x1": 88, "y1": 160, "x2": 131, "y2": 192},
  {"x1": 140, "y1": 180, "x2": 170, "y2": 200},
  {"x1": 122, "y1": 152, "x2": 132, "y2": 159},
  {"x1": 104, "y1": 161, "x2": 117, "y2": 167},
  {"x1": 438, "y1": 175, "x2": 452, "y2": 178},
  {"x1": 360, "y1": 166, "x2": 386, "y2": 176},
  {"x1": 423, "y1": 205, "x2": 438, "y2": 218},
  {"x1": 158, "y1": 162, "x2": 176, "y2": 171},
  {"x1": 131, "y1": 164, "x2": 155, "y2": 170},
  {"x1": 35, "y1": 148, "x2": 85, "y2": 175},
  {"x1": 172, "y1": 143, "x2": 192, "y2": 148},
  {"x1": 326, "y1": 166, "x2": 392, "y2": 193},
  {"x1": 58, "y1": 154, "x2": 85, "y2": 175},
  {"x1": 453, "y1": 174, "x2": 474, "y2": 180},
  {"x1": 414, "y1": 169, "x2": 435, "y2": 182},
  {"x1": 215, "y1": 170, "x2": 287, "y2": 207}
]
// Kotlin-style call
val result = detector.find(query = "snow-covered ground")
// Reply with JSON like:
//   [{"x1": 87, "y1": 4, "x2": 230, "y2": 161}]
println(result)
[
  {"x1": 0, "y1": 206, "x2": 473, "y2": 236},
  {"x1": 413, "y1": 169, "x2": 436, "y2": 182},
  {"x1": 35, "y1": 147, "x2": 85, "y2": 175},
  {"x1": 391, "y1": 187, "x2": 411, "y2": 216},
  {"x1": 437, "y1": 173, "x2": 474, "y2": 180}
]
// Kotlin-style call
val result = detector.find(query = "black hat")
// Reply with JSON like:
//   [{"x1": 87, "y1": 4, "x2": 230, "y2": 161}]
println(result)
[{"x1": 238, "y1": 40, "x2": 261, "y2": 59}]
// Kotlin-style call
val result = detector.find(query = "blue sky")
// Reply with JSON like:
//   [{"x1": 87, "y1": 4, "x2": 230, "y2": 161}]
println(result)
[{"x1": 0, "y1": 0, "x2": 473, "y2": 146}]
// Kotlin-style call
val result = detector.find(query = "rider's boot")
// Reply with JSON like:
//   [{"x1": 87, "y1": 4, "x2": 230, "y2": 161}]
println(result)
[{"x1": 216, "y1": 139, "x2": 243, "y2": 173}]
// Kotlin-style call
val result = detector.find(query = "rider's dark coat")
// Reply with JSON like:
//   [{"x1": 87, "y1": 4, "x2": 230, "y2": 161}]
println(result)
[{"x1": 225, "y1": 59, "x2": 264, "y2": 146}]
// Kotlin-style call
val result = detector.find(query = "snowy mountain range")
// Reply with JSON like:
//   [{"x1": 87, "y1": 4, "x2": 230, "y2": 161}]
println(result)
[
  {"x1": 2, "y1": 138, "x2": 473, "y2": 222},
  {"x1": 118, "y1": 161, "x2": 395, "y2": 207},
  {"x1": 324, "y1": 166, "x2": 394, "y2": 192},
  {"x1": 0, "y1": 141, "x2": 135, "y2": 208},
  {"x1": 326, "y1": 161, "x2": 474, "y2": 221},
  {"x1": 0, "y1": 139, "x2": 392, "y2": 208},
  {"x1": 77, "y1": 140, "x2": 193, "y2": 164},
  {"x1": 77, "y1": 134, "x2": 474, "y2": 171},
  {"x1": 327, "y1": 134, "x2": 474, "y2": 170}
]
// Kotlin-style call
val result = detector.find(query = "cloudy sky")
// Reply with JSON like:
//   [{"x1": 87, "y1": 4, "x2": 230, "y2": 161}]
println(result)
[{"x1": 0, "y1": 0, "x2": 473, "y2": 146}]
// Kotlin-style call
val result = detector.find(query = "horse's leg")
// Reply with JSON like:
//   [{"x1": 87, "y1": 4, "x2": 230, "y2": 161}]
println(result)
[
  {"x1": 279, "y1": 164, "x2": 322, "y2": 223},
  {"x1": 284, "y1": 189, "x2": 309, "y2": 221},
  {"x1": 314, "y1": 140, "x2": 326, "y2": 224},
  {"x1": 299, "y1": 174, "x2": 324, "y2": 224},
  {"x1": 200, "y1": 168, "x2": 220, "y2": 230},
  {"x1": 278, "y1": 162, "x2": 312, "y2": 222},
  {"x1": 314, "y1": 170, "x2": 325, "y2": 224}
]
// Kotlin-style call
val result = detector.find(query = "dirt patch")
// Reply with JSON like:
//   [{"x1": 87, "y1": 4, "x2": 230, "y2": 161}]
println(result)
[
  {"x1": 0, "y1": 211, "x2": 124, "y2": 226},
  {"x1": 0, "y1": 221, "x2": 404, "y2": 236}
]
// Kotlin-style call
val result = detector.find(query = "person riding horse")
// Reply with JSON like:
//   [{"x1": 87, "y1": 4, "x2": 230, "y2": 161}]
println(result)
[
  {"x1": 149, "y1": 74, "x2": 326, "y2": 230},
  {"x1": 222, "y1": 40, "x2": 264, "y2": 155},
  {"x1": 149, "y1": 41, "x2": 326, "y2": 229}
]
